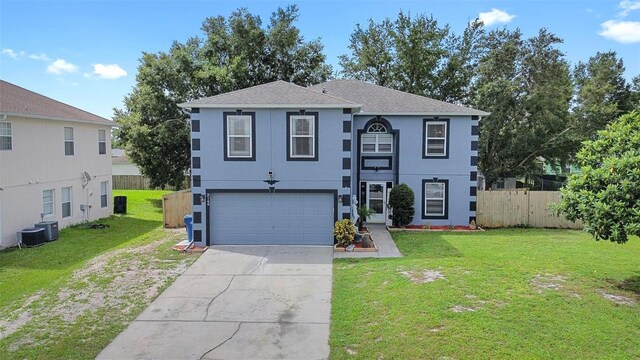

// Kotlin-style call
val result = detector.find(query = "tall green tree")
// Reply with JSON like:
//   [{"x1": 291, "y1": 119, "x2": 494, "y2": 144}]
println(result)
[
  {"x1": 339, "y1": 11, "x2": 482, "y2": 103},
  {"x1": 572, "y1": 51, "x2": 633, "y2": 141},
  {"x1": 474, "y1": 28, "x2": 574, "y2": 188},
  {"x1": 115, "y1": 6, "x2": 332, "y2": 189},
  {"x1": 391, "y1": 12, "x2": 450, "y2": 97},
  {"x1": 338, "y1": 18, "x2": 395, "y2": 87}
]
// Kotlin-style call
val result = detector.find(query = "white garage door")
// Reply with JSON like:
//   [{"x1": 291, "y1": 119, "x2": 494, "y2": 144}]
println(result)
[{"x1": 210, "y1": 192, "x2": 335, "y2": 245}]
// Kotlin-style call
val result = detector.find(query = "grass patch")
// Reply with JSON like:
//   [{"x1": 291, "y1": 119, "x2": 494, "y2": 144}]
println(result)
[
  {"x1": 0, "y1": 190, "x2": 200, "y2": 359},
  {"x1": 330, "y1": 229, "x2": 640, "y2": 359}
]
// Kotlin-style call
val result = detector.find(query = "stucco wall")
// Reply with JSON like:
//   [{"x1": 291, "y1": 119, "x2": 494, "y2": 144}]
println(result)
[
  {"x1": 0, "y1": 116, "x2": 113, "y2": 248},
  {"x1": 190, "y1": 108, "x2": 352, "y2": 245},
  {"x1": 353, "y1": 114, "x2": 478, "y2": 226}
]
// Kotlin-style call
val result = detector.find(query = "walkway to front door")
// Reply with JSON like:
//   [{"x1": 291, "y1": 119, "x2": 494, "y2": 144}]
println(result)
[{"x1": 97, "y1": 246, "x2": 333, "y2": 360}]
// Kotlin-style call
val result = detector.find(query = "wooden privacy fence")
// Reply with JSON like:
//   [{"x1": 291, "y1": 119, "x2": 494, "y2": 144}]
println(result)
[
  {"x1": 162, "y1": 190, "x2": 192, "y2": 228},
  {"x1": 476, "y1": 190, "x2": 583, "y2": 229},
  {"x1": 112, "y1": 175, "x2": 189, "y2": 190}
]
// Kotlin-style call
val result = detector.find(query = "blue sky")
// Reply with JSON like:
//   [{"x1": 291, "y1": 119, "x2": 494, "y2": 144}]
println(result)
[{"x1": 1, "y1": 0, "x2": 639, "y2": 119}]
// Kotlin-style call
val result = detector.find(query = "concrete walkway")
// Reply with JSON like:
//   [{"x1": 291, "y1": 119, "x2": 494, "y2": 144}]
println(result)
[
  {"x1": 97, "y1": 246, "x2": 333, "y2": 360},
  {"x1": 334, "y1": 224, "x2": 402, "y2": 259}
]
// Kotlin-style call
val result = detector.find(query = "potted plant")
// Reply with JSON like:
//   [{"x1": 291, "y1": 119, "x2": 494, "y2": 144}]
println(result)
[{"x1": 357, "y1": 206, "x2": 373, "y2": 232}]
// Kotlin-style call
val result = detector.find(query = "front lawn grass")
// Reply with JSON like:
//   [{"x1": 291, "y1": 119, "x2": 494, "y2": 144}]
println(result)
[
  {"x1": 0, "y1": 190, "x2": 200, "y2": 359},
  {"x1": 331, "y1": 229, "x2": 640, "y2": 359}
]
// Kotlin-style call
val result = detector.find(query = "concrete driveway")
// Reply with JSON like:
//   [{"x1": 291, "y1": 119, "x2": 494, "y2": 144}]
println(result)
[{"x1": 97, "y1": 246, "x2": 333, "y2": 360}]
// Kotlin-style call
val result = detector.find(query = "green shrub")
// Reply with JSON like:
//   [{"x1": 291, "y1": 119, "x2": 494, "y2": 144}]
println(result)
[
  {"x1": 557, "y1": 111, "x2": 640, "y2": 244},
  {"x1": 388, "y1": 183, "x2": 415, "y2": 227},
  {"x1": 333, "y1": 219, "x2": 356, "y2": 247}
]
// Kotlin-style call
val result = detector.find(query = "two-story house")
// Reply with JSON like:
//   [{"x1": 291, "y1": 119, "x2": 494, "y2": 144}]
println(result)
[
  {"x1": 179, "y1": 80, "x2": 488, "y2": 246},
  {"x1": 0, "y1": 80, "x2": 114, "y2": 248}
]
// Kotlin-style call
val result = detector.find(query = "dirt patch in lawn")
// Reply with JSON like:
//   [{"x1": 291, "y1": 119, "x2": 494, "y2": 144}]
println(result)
[
  {"x1": 530, "y1": 274, "x2": 566, "y2": 293},
  {"x1": 451, "y1": 305, "x2": 476, "y2": 313},
  {"x1": 597, "y1": 290, "x2": 636, "y2": 306},
  {"x1": 0, "y1": 291, "x2": 42, "y2": 339},
  {"x1": 400, "y1": 269, "x2": 445, "y2": 283},
  {"x1": 0, "y1": 229, "x2": 198, "y2": 349}
]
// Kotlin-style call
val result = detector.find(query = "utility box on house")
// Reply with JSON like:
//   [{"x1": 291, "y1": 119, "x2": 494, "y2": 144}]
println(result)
[
  {"x1": 18, "y1": 228, "x2": 46, "y2": 247},
  {"x1": 34, "y1": 221, "x2": 59, "y2": 241}
]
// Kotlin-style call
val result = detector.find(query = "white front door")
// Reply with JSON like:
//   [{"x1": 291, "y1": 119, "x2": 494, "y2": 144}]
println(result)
[{"x1": 366, "y1": 182, "x2": 386, "y2": 223}]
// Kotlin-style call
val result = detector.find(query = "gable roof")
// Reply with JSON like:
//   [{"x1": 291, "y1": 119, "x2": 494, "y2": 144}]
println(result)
[
  {"x1": 111, "y1": 149, "x2": 132, "y2": 165},
  {"x1": 309, "y1": 79, "x2": 489, "y2": 116},
  {"x1": 0, "y1": 80, "x2": 113, "y2": 125},
  {"x1": 178, "y1": 80, "x2": 359, "y2": 109}
]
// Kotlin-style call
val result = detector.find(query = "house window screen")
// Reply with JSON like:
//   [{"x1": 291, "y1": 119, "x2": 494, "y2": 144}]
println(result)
[
  {"x1": 64, "y1": 127, "x2": 74, "y2": 155},
  {"x1": 101, "y1": 181, "x2": 108, "y2": 208},
  {"x1": 98, "y1": 130, "x2": 106, "y2": 154},
  {"x1": 425, "y1": 122, "x2": 446, "y2": 156},
  {"x1": 0, "y1": 122, "x2": 12, "y2": 150},
  {"x1": 62, "y1": 187, "x2": 72, "y2": 218},
  {"x1": 226, "y1": 116, "x2": 252, "y2": 158},
  {"x1": 424, "y1": 182, "x2": 445, "y2": 216},
  {"x1": 43, "y1": 189, "x2": 55, "y2": 216},
  {"x1": 290, "y1": 116, "x2": 315, "y2": 158}
]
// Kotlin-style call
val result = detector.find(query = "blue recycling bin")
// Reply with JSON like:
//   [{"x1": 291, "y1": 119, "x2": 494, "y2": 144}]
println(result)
[{"x1": 184, "y1": 214, "x2": 193, "y2": 242}]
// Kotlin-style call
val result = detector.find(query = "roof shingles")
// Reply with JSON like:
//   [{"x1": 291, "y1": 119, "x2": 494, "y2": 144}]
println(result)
[
  {"x1": 179, "y1": 80, "x2": 357, "y2": 108},
  {"x1": 0, "y1": 80, "x2": 112, "y2": 125},
  {"x1": 309, "y1": 79, "x2": 489, "y2": 116}
]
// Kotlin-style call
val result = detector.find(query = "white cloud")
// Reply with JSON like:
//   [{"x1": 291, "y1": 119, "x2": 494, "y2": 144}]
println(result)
[
  {"x1": 28, "y1": 53, "x2": 51, "y2": 61},
  {"x1": 478, "y1": 8, "x2": 516, "y2": 26},
  {"x1": 90, "y1": 63, "x2": 127, "y2": 79},
  {"x1": 599, "y1": 20, "x2": 640, "y2": 43},
  {"x1": 47, "y1": 59, "x2": 78, "y2": 74},
  {"x1": 619, "y1": 1, "x2": 640, "y2": 17},
  {"x1": 1, "y1": 48, "x2": 25, "y2": 59}
]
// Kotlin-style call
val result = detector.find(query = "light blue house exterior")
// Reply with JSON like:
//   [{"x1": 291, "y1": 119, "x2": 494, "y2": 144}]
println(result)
[{"x1": 179, "y1": 80, "x2": 487, "y2": 246}]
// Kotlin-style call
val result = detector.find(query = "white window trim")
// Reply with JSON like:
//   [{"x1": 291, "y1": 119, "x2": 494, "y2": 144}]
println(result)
[
  {"x1": 100, "y1": 181, "x2": 109, "y2": 208},
  {"x1": 424, "y1": 182, "x2": 446, "y2": 216},
  {"x1": 98, "y1": 129, "x2": 107, "y2": 155},
  {"x1": 64, "y1": 127, "x2": 74, "y2": 156},
  {"x1": 425, "y1": 121, "x2": 447, "y2": 156},
  {"x1": 62, "y1": 186, "x2": 72, "y2": 218},
  {"x1": 0, "y1": 121, "x2": 12, "y2": 151},
  {"x1": 43, "y1": 189, "x2": 55, "y2": 216},
  {"x1": 226, "y1": 115, "x2": 252, "y2": 158},
  {"x1": 361, "y1": 133, "x2": 393, "y2": 154},
  {"x1": 289, "y1": 115, "x2": 315, "y2": 158}
]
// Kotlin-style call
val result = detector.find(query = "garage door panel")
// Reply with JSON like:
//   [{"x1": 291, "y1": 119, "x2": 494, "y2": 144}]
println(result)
[{"x1": 211, "y1": 192, "x2": 334, "y2": 245}]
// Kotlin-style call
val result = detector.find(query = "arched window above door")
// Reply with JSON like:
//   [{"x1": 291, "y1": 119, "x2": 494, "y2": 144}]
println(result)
[
  {"x1": 367, "y1": 123, "x2": 388, "y2": 133},
  {"x1": 362, "y1": 122, "x2": 393, "y2": 153}
]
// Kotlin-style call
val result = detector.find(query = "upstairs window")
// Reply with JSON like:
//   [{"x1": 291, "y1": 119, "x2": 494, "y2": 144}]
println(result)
[
  {"x1": 423, "y1": 119, "x2": 449, "y2": 158},
  {"x1": 290, "y1": 116, "x2": 315, "y2": 158},
  {"x1": 224, "y1": 113, "x2": 255, "y2": 160},
  {"x1": 362, "y1": 123, "x2": 392, "y2": 153},
  {"x1": 98, "y1": 130, "x2": 107, "y2": 155},
  {"x1": 287, "y1": 112, "x2": 318, "y2": 161},
  {"x1": 64, "y1": 127, "x2": 74, "y2": 156},
  {"x1": 0, "y1": 122, "x2": 12, "y2": 150}
]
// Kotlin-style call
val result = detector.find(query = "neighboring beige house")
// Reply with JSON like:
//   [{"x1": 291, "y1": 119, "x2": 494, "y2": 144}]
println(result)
[
  {"x1": 0, "y1": 80, "x2": 114, "y2": 248},
  {"x1": 112, "y1": 148, "x2": 141, "y2": 175}
]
